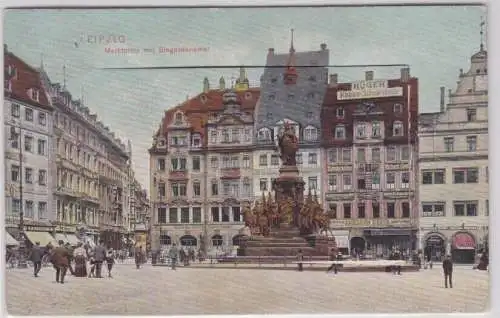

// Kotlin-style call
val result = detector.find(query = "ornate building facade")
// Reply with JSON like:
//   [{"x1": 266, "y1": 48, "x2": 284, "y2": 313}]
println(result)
[
  {"x1": 322, "y1": 70, "x2": 419, "y2": 257},
  {"x1": 149, "y1": 70, "x2": 260, "y2": 253},
  {"x1": 418, "y1": 44, "x2": 488, "y2": 263},
  {"x1": 39, "y1": 66, "x2": 133, "y2": 248},
  {"x1": 4, "y1": 46, "x2": 56, "y2": 244}
]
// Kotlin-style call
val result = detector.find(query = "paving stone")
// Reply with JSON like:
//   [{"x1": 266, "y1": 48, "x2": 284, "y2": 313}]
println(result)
[{"x1": 5, "y1": 265, "x2": 488, "y2": 315}]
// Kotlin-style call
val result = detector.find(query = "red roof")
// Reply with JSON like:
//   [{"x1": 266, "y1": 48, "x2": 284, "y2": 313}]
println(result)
[
  {"x1": 4, "y1": 49, "x2": 51, "y2": 110},
  {"x1": 156, "y1": 88, "x2": 260, "y2": 146}
]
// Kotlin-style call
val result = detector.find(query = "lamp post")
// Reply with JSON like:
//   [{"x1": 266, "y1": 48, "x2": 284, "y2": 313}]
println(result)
[{"x1": 9, "y1": 124, "x2": 27, "y2": 268}]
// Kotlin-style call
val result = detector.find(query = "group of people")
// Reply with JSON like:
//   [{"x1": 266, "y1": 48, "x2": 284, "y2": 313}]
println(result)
[{"x1": 28, "y1": 239, "x2": 123, "y2": 284}]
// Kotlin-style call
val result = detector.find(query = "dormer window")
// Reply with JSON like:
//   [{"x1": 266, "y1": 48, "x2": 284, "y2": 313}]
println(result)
[
  {"x1": 258, "y1": 128, "x2": 272, "y2": 141},
  {"x1": 174, "y1": 112, "x2": 183, "y2": 125},
  {"x1": 7, "y1": 65, "x2": 17, "y2": 78},
  {"x1": 393, "y1": 103, "x2": 403, "y2": 113},
  {"x1": 31, "y1": 89, "x2": 40, "y2": 102},
  {"x1": 200, "y1": 94, "x2": 208, "y2": 103},
  {"x1": 304, "y1": 126, "x2": 318, "y2": 141},
  {"x1": 336, "y1": 107, "x2": 345, "y2": 119},
  {"x1": 334, "y1": 125, "x2": 346, "y2": 139}
]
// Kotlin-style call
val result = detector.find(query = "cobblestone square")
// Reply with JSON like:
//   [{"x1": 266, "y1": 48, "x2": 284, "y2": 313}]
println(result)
[{"x1": 5, "y1": 264, "x2": 488, "y2": 315}]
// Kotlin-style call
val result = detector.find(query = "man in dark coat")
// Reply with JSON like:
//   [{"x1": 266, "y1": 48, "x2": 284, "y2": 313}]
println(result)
[
  {"x1": 443, "y1": 255, "x2": 453, "y2": 288},
  {"x1": 49, "y1": 240, "x2": 71, "y2": 284},
  {"x1": 93, "y1": 240, "x2": 107, "y2": 278},
  {"x1": 28, "y1": 242, "x2": 44, "y2": 277}
]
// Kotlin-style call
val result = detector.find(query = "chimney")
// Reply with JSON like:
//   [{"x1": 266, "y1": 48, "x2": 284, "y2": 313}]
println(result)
[
  {"x1": 268, "y1": 48, "x2": 275, "y2": 55},
  {"x1": 203, "y1": 77, "x2": 209, "y2": 93},
  {"x1": 219, "y1": 76, "x2": 225, "y2": 90},
  {"x1": 4, "y1": 44, "x2": 7, "y2": 52},
  {"x1": 448, "y1": 88, "x2": 452, "y2": 98},
  {"x1": 460, "y1": 68, "x2": 464, "y2": 77},
  {"x1": 400, "y1": 67, "x2": 410, "y2": 83},
  {"x1": 365, "y1": 71, "x2": 374, "y2": 81},
  {"x1": 320, "y1": 43, "x2": 327, "y2": 50},
  {"x1": 440, "y1": 86, "x2": 445, "y2": 112},
  {"x1": 329, "y1": 73, "x2": 338, "y2": 86}
]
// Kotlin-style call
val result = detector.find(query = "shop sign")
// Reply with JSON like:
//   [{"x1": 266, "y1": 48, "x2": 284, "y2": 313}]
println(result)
[
  {"x1": 337, "y1": 80, "x2": 403, "y2": 100},
  {"x1": 330, "y1": 218, "x2": 414, "y2": 228}
]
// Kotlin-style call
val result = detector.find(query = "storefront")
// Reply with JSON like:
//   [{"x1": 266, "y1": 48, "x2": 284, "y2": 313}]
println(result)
[
  {"x1": 331, "y1": 230, "x2": 350, "y2": 255},
  {"x1": 451, "y1": 231, "x2": 476, "y2": 263},
  {"x1": 424, "y1": 233, "x2": 445, "y2": 262},
  {"x1": 364, "y1": 228, "x2": 415, "y2": 258}
]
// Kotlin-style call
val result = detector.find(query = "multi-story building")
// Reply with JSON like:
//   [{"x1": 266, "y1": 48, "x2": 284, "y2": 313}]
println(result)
[
  {"x1": 4, "y1": 46, "x2": 56, "y2": 245},
  {"x1": 323, "y1": 69, "x2": 419, "y2": 257},
  {"x1": 418, "y1": 43, "x2": 488, "y2": 263},
  {"x1": 254, "y1": 40, "x2": 328, "y2": 199},
  {"x1": 39, "y1": 66, "x2": 132, "y2": 248},
  {"x1": 149, "y1": 71, "x2": 260, "y2": 253}
]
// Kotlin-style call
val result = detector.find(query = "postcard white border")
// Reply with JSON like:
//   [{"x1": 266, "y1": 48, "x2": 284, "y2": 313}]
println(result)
[{"x1": 0, "y1": 1, "x2": 496, "y2": 318}]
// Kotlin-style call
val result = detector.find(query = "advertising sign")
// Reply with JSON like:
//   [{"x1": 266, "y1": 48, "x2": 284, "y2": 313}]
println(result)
[{"x1": 337, "y1": 80, "x2": 403, "y2": 100}]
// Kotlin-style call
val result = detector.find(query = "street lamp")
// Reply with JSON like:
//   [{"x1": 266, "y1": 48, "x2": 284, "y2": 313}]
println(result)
[{"x1": 9, "y1": 124, "x2": 27, "y2": 268}]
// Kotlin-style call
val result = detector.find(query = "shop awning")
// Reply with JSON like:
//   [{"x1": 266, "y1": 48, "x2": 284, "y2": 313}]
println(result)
[
  {"x1": 65, "y1": 234, "x2": 81, "y2": 246},
  {"x1": 24, "y1": 231, "x2": 57, "y2": 247},
  {"x1": 334, "y1": 236, "x2": 349, "y2": 249},
  {"x1": 453, "y1": 232, "x2": 476, "y2": 250},
  {"x1": 54, "y1": 233, "x2": 69, "y2": 244},
  {"x1": 6, "y1": 232, "x2": 19, "y2": 246}
]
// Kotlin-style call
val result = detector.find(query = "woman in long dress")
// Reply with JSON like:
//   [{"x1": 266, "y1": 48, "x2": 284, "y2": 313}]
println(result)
[{"x1": 73, "y1": 242, "x2": 88, "y2": 277}]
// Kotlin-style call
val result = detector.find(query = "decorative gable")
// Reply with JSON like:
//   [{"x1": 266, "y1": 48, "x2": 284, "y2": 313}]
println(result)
[{"x1": 216, "y1": 114, "x2": 245, "y2": 126}]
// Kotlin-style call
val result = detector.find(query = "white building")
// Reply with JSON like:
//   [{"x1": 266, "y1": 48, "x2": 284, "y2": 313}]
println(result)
[
  {"x1": 418, "y1": 44, "x2": 488, "y2": 263},
  {"x1": 4, "y1": 48, "x2": 55, "y2": 241}
]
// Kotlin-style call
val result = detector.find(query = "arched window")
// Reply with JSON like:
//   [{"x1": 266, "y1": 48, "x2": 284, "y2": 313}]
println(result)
[
  {"x1": 211, "y1": 234, "x2": 223, "y2": 247},
  {"x1": 257, "y1": 128, "x2": 272, "y2": 141},
  {"x1": 393, "y1": 121, "x2": 404, "y2": 136},
  {"x1": 180, "y1": 235, "x2": 197, "y2": 247},
  {"x1": 304, "y1": 126, "x2": 318, "y2": 141},
  {"x1": 159, "y1": 235, "x2": 171, "y2": 246}
]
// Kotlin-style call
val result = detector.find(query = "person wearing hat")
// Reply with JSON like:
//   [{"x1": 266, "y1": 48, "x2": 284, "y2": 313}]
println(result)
[
  {"x1": 442, "y1": 254, "x2": 453, "y2": 288},
  {"x1": 48, "y1": 240, "x2": 71, "y2": 284},
  {"x1": 28, "y1": 242, "x2": 43, "y2": 277}
]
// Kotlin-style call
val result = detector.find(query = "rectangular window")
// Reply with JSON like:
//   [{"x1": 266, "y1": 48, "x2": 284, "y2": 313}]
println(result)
[
  {"x1": 466, "y1": 108, "x2": 477, "y2": 122},
  {"x1": 158, "y1": 182, "x2": 166, "y2": 197},
  {"x1": 328, "y1": 149, "x2": 337, "y2": 163},
  {"x1": 357, "y1": 148, "x2": 366, "y2": 162},
  {"x1": 193, "y1": 182, "x2": 201, "y2": 196},
  {"x1": 10, "y1": 129, "x2": 19, "y2": 148},
  {"x1": 401, "y1": 202, "x2": 410, "y2": 218},
  {"x1": 210, "y1": 157, "x2": 218, "y2": 168},
  {"x1": 371, "y1": 148, "x2": 380, "y2": 162},
  {"x1": 372, "y1": 122, "x2": 381, "y2": 137},
  {"x1": 158, "y1": 158, "x2": 166, "y2": 171},
  {"x1": 401, "y1": 172, "x2": 409, "y2": 188},
  {"x1": 37, "y1": 139, "x2": 46, "y2": 156},
  {"x1": 422, "y1": 203, "x2": 445, "y2": 217},
  {"x1": 192, "y1": 207, "x2": 202, "y2": 223},
  {"x1": 466, "y1": 136, "x2": 477, "y2": 152},
  {"x1": 24, "y1": 136, "x2": 33, "y2": 152},
  {"x1": 25, "y1": 168, "x2": 33, "y2": 184},
  {"x1": 38, "y1": 202, "x2": 47, "y2": 219},
  {"x1": 328, "y1": 204, "x2": 337, "y2": 219},
  {"x1": 38, "y1": 170, "x2": 47, "y2": 185},
  {"x1": 242, "y1": 155, "x2": 250, "y2": 168},
  {"x1": 259, "y1": 155, "x2": 268, "y2": 166},
  {"x1": 422, "y1": 169, "x2": 445, "y2": 184},
  {"x1": 25, "y1": 200, "x2": 34, "y2": 218},
  {"x1": 11, "y1": 103, "x2": 20, "y2": 118},
  {"x1": 192, "y1": 157, "x2": 201, "y2": 171},
  {"x1": 486, "y1": 200, "x2": 489, "y2": 216},
  {"x1": 308, "y1": 177, "x2": 318, "y2": 190},
  {"x1": 158, "y1": 208, "x2": 167, "y2": 223},
  {"x1": 25, "y1": 108, "x2": 33, "y2": 121},
  {"x1": 180, "y1": 208, "x2": 190, "y2": 223},
  {"x1": 221, "y1": 207, "x2": 230, "y2": 222},
  {"x1": 211, "y1": 207, "x2": 220, "y2": 222},
  {"x1": 308, "y1": 153, "x2": 318, "y2": 165},
  {"x1": 343, "y1": 203, "x2": 351, "y2": 219},
  {"x1": 169, "y1": 208, "x2": 178, "y2": 223},
  {"x1": 386, "y1": 172, "x2": 395, "y2": 189},
  {"x1": 259, "y1": 178, "x2": 268, "y2": 191},
  {"x1": 171, "y1": 158, "x2": 179, "y2": 170},
  {"x1": 444, "y1": 137, "x2": 454, "y2": 152},
  {"x1": 231, "y1": 156, "x2": 239, "y2": 168},
  {"x1": 401, "y1": 146, "x2": 410, "y2": 161},
  {"x1": 356, "y1": 123, "x2": 366, "y2": 138},
  {"x1": 180, "y1": 158, "x2": 187, "y2": 170},
  {"x1": 386, "y1": 147, "x2": 396, "y2": 161},
  {"x1": 342, "y1": 174, "x2": 352, "y2": 190},
  {"x1": 358, "y1": 204, "x2": 366, "y2": 218},
  {"x1": 372, "y1": 203, "x2": 380, "y2": 218},
  {"x1": 453, "y1": 201, "x2": 477, "y2": 216},
  {"x1": 211, "y1": 182, "x2": 218, "y2": 196},
  {"x1": 372, "y1": 172, "x2": 380, "y2": 188},
  {"x1": 453, "y1": 168, "x2": 478, "y2": 183},
  {"x1": 11, "y1": 198, "x2": 20, "y2": 216},
  {"x1": 387, "y1": 202, "x2": 395, "y2": 218},
  {"x1": 357, "y1": 178, "x2": 366, "y2": 190},
  {"x1": 11, "y1": 165, "x2": 19, "y2": 182},
  {"x1": 342, "y1": 149, "x2": 351, "y2": 162},
  {"x1": 233, "y1": 207, "x2": 242, "y2": 222},
  {"x1": 328, "y1": 175, "x2": 337, "y2": 191},
  {"x1": 296, "y1": 153, "x2": 303, "y2": 164},
  {"x1": 38, "y1": 112, "x2": 47, "y2": 126},
  {"x1": 271, "y1": 154, "x2": 280, "y2": 166}
]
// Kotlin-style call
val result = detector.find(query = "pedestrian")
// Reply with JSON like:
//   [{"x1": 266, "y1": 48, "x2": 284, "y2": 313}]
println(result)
[
  {"x1": 106, "y1": 243, "x2": 115, "y2": 277},
  {"x1": 93, "y1": 240, "x2": 107, "y2": 278},
  {"x1": 135, "y1": 245, "x2": 144, "y2": 269},
  {"x1": 88, "y1": 250, "x2": 96, "y2": 278},
  {"x1": 169, "y1": 243, "x2": 179, "y2": 270},
  {"x1": 28, "y1": 242, "x2": 43, "y2": 277},
  {"x1": 64, "y1": 242, "x2": 76, "y2": 276},
  {"x1": 443, "y1": 255, "x2": 453, "y2": 288},
  {"x1": 296, "y1": 249, "x2": 304, "y2": 272},
  {"x1": 390, "y1": 251, "x2": 402, "y2": 275},
  {"x1": 73, "y1": 242, "x2": 88, "y2": 278},
  {"x1": 48, "y1": 240, "x2": 71, "y2": 284}
]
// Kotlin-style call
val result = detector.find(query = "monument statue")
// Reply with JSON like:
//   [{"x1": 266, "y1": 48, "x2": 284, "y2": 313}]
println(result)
[{"x1": 277, "y1": 123, "x2": 299, "y2": 166}]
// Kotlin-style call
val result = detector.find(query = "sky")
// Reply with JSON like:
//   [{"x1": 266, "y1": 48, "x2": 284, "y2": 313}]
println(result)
[{"x1": 3, "y1": 5, "x2": 486, "y2": 191}]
